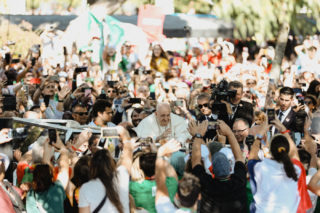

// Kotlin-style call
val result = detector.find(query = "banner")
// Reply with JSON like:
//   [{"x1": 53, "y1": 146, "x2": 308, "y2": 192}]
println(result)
[{"x1": 137, "y1": 4, "x2": 165, "y2": 42}]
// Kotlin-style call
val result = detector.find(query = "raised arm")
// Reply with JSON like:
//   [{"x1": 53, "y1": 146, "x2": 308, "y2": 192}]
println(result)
[
  {"x1": 271, "y1": 117, "x2": 299, "y2": 161},
  {"x1": 188, "y1": 120, "x2": 208, "y2": 168},
  {"x1": 155, "y1": 139, "x2": 181, "y2": 201},
  {"x1": 117, "y1": 126, "x2": 133, "y2": 174},
  {"x1": 217, "y1": 120, "x2": 244, "y2": 163}
]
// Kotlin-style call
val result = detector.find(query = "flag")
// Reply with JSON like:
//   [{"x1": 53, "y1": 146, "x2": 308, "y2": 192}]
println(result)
[{"x1": 104, "y1": 15, "x2": 125, "y2": 47}]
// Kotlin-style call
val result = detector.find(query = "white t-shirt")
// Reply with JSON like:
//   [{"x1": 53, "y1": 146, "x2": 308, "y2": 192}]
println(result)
[
  {"x1": 156, "y1": 196, "x2": 192, "y2": 213},
  {"x1": 78, "y1": 165, "x2": 130, "y2": 213},
  {"x1": 253, "y1": 158, "x2": 301, "y2": 213},
  {"x1": 307, "y1": 167, "x2": 318, "y2": 213}
]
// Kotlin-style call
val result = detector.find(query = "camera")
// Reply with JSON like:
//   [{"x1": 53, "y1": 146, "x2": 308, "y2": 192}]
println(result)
[
  {"x1": 134, "y1": 67, "x2": 145, "y2": 75},
  {"x1": 210, "y1": 79, "x2": 237, "y2": 103}
]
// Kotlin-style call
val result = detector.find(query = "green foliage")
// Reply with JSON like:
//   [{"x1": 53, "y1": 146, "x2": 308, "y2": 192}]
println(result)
[
  {"x1": 212, "y1": 0, "x2": 320, "y2": 42},
  {"x1": 0, "y1": 20, "x2": 41, "y2": 56},
  {"x1": 26, "y1": 0, "x2": 82, "y2": 10}
]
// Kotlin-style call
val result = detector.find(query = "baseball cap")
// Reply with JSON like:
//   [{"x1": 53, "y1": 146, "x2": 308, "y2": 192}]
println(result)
[{"x1": 211, "y1": 152, "x2": 231, "y2": 178}]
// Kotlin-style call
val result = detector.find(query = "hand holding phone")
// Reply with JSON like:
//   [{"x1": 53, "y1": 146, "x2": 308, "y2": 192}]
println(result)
[
  {"x1": 267, "y1": 108, "x2": 275, "y2": 124},
  {"x1": 48, "y1": 129, "x2": 57, "y2": 145},
  {"x1": 128, "y1": 98, "x2": 141, "y2": 104},
  {"x1": 75, "y1": 67, "x2": 88, "y2": 73},
  {"x1": 101, "y1": 127, "x2": 119, "y2": 138}
]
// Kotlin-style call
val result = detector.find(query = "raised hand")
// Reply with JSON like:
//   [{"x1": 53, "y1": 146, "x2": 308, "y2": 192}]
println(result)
[
  {"x1": 58, "y1": 86, "x2": 71, "y2": 101},
  {"x1": 157, "y1": 138, "x2": 181, "y2": 157},
  {"x1": 188, "y1": 120, "x2": 208, "y2": 137}
]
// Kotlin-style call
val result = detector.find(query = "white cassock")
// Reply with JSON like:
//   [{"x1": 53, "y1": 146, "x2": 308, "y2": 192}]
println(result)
[{"x1": 134, "y1": 113, "x2": 191, "y2": 145}]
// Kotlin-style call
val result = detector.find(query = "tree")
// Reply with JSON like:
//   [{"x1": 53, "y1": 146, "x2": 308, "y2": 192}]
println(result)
[{"x1": 213, "y1": 0, "x2": 320, "y2": 86}]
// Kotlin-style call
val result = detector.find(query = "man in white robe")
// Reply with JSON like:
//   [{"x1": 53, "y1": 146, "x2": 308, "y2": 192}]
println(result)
[{"x1": 135, "y1": 103, "x2": 191, "y2": 145}]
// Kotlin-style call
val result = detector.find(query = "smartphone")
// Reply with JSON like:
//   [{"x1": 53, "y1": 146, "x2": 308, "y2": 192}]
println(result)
[
  {"x1": 143, "y1": 70, "x2": 152, "y2": 75},
  {"x1": 48, "y1": 129, "x2": 57, "y2": 145},
  {"x1": 101, "y1": 127, "x2": 119, "y2": 138},
  {"x1": 75, "y1": 66, "x2": 88, "y2": 73},
  {"x1": 98, "y1": 138, "x2": 107, "y2": 149},
  {"x1": 139, "y1": 137, "x2": 152, "y2": 146},
  {"x1": 2, "y1": 95, "x2": 17, "y2": 111},
  {"x1": 107, "y1": 81, "x2": 118, "y2": 87},
  {"x1": 175, "y1": 99, "x2": 184, "y2": 107},
  {"x1": 31, "y1": 57, "x2": 36, "y2": 66},
  {"x1": 267, "y1": 108, "x2": 275, "y2": 124},
  {"x1": 23, "y1": 85, "x2": 29, "y2": 94},
  {"x1": 208, "y1": 121, "x2": 218, "y2": 130},
  {"x1": 245, "y1": 135, "x2": 255, "y2": 151},
  {"x1": 193, "y1": 84, "x2": 203, "y2": 89},
  {"x1": 63, "y1": 46, "x2": 67, "y2": 56},
  {"x1": 297, "y1": 96, "x2": 304, "y2": 105},
  {"x1": 44, "y1": 95, "x2": 50, "y2": 107},
  {"x1": 11, "y1": 58, "x2": 20, "y2": 63},
  {"x1": 128, "y1": 98, "x2": 141, "y2": 104},
  {"x1": 83, "y1": 88, "x2": 92, "y2": 97},
  {"x1": 293, "y1": 88, "x2": 302, "y2": 94},
  {"x1": 5, "y1": 53, "x2": 11, "y2": 64}
]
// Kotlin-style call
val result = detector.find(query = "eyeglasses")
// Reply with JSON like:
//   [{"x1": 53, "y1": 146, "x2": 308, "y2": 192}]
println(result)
[
  {"x1": 198, "y1": 103, "x2": 209, "y2": 109},
  {"x1": 232, "y1": 128, "x2": 247, "y2": 134},
  {"x1": 305, "y1": 101, "x2": 312, "y2": 105},
  {"x1": 73, "y1": 112, "x2": 88, "y2": 116},
  {"x1": 120, "y1": 90, "x2": 127, "y2": 94}
]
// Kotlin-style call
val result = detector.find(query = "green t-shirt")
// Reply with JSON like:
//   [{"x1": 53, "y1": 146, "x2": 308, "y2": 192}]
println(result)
[
  {"x1": 26, "y1": 180, "x2": 66, "y2": 213},
  {"x1": 130, "y1": 177, "x2": 178, "y2": 213}
]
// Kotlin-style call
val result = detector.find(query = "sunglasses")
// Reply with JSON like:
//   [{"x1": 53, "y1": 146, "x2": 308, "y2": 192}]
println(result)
[
  {"x1": 107, "y1": 90, "x2": 115, "y2": 93},
  {"x1": 120, "y1": 90, "x2": 127, "y2": 94},
  {"x1": 198, "y1": 103, "x2": 209, "y2": 109},
  {"x1": 305, "y1": 101, "x2": 312, "y2": 105},
  {"x1": 73, "y1": 112, "x2": 88, "y2": 116}
]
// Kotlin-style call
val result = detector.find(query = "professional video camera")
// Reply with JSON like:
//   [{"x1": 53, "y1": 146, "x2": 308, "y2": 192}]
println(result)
[{"x1": 210, "y1": 79, "x2": 237, "y2": 103}]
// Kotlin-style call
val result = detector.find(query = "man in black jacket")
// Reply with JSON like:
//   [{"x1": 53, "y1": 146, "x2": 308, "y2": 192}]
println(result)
[
  {"x1": 272, "y1": 87, "x2": 296, "y2": 134},
  {"x1": 196, "y1": 93, "x2": 220, "y2": 141},
  {"x1": 227, "y1": 81, "x2": 254, "y2": 128}
]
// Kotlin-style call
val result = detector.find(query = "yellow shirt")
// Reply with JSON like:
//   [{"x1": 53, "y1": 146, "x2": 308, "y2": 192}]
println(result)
[{"x1": 151, "y1": 57, "x2": 169, "y2": 73}]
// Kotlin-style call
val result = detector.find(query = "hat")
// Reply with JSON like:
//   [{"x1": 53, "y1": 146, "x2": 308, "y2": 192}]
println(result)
[
  {"x1": 219, "y1": 147, "x2": 235, "y2": 174},
  {"x1": 208, "y1": 141, "x2": 223, "y2": 156},
  {"x1": 211, "y1": 152, "x2": 230, "y2": 178},
  {"x1": 170, "y1": 151, "x2": 186, "y2": 177}
]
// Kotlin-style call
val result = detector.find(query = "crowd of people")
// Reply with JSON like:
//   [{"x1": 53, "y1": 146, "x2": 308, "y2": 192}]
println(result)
[{"x1": 0, "y1": 26, "x2": 320, "y2": 213}]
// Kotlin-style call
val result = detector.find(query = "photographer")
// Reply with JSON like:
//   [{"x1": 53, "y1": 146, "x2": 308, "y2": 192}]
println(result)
[
  {"x1": 189, "y1": 119, "x2": 247, "y2": 213},
  {"x1": 227, "y1": 81, "x2": 254, "y2": 127}
]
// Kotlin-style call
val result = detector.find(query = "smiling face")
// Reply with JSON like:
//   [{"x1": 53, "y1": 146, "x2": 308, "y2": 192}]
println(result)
[
  {"x1": 155, "y1": 104, "x2": 171, "y2": 126},
  {"x1": 197, "y1": 97, "x2": 211, "y2": 116},
  {"x1": 153, "y1": 45, "x2": 162, "y2": 57}
]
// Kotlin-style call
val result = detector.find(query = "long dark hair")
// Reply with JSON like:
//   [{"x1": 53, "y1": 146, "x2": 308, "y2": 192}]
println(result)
[
  {"x1": 71, "y1": 156, "x2": 91, "y2": 188},
  {"x1": 90, "y1": 149, "x2": 123, "y2": 213},
  {"x1": 32, "y1": 164, "x2": 53, "y2": 192},
  {"x1": 270, "y1": 135, "x2": 298, "y2": 181},
  {"x1": 150, "y1": 44, "x2": 168, "y2": 71}
]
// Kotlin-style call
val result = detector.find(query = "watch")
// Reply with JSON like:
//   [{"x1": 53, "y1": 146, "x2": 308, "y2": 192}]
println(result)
[
  {"x1": 255, "y1": 134, "x2": 266, "y2": 145},
  {"x1": 194, "y1": 133, "x2": 202, "y2": 139}
]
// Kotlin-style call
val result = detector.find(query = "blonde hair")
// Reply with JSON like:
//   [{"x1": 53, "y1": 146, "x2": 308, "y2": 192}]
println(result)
[{"x1": 131, "y1": 153, "x2": 145, "y2": 182}]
